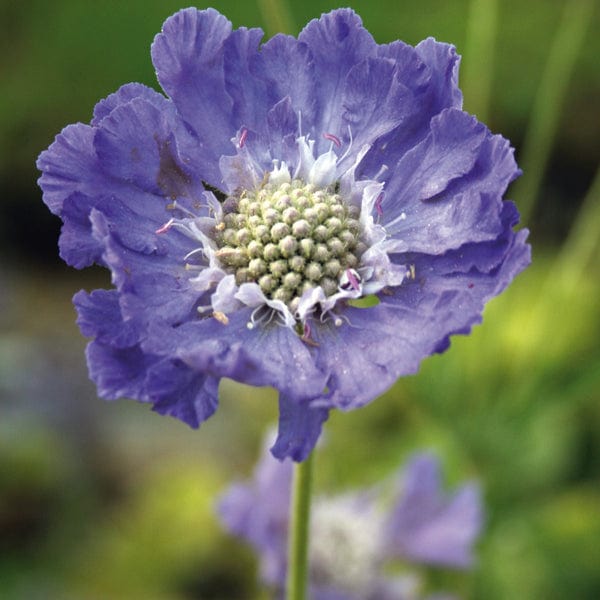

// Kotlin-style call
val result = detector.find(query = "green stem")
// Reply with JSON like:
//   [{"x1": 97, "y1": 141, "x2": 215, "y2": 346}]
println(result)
[
  {"x1": 286, "y1": 451, "x2": 314, "y2": 600},
  {"x1": 256, "y1": 0, "x2": 295, "y2": 36},
  {"x1": 513, "y1": 0, "x2": 594, "y2": 225},
  {"x1": 550, "y1": 164, "x2": 600, "y2": 286},
  {"x1": 462, "y1": 0, "x2": 499, "y2": 123}
]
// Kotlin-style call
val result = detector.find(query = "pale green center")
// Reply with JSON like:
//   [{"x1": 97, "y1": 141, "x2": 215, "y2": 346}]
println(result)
[{"x1": 214, "y1": 179, "x2": 365, "y2": 312}]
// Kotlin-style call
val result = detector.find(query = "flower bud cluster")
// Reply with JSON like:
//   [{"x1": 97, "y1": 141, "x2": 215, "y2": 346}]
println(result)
[{"x1": 214, "y1": 179, "x2": 365, "y2": 311}]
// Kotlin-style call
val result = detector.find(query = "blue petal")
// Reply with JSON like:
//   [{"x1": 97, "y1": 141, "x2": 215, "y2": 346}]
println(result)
[
  {"x1": 223, "y1": 27, "x2": 270, "y2": 132},
  {"x1": 89, "y1": 210, "x2": 200, "y2": 328},
  {"x1": 271, "y1": 395, "x2": 329, "y2": 461},
  {"x1": 383, "y1": 109, "x2": 519, "y2": 253},
  {"x1": 308, "y1": 208, "x2": 529, "y2": 410},
  {"x1": 37, "y1": 123, "x2": 100, "y2": 216},
  {"x1": 58, "y1": 192, "x2": 105, "y2": 268},
  {"x1": 142, "y1": 310, "x2": 328, "y2": 402},
  {"x1": 259, "y1": 34, "x2": 318, "y2": 128},
  {"x1": 357, "y1": 39, "x2": 462, "y2": 180},
  {"x1": 74, "y1": 288, "x2": 141, "y2": 348},
  {"x1": 94, "y1": 95, "x2": 212, "y2": 194},
  {"x1": 151, "y1": 8, "x2": 235, "y2": 164},
  {"x1": 298, "y1": 9, "x2": 376, "y2": 149},
  {"x1": 147, "y1": 359, "x2": 219, "y2": 428},
  {"x1": 86, "y1": 340, "x2": 154, "y2": 401},
  {"x1": 341, "y1": 52, "x2": 428, "y2": 161},
  {"x1": 91, "y1": 82, "x2": 167, "y2": 126}
]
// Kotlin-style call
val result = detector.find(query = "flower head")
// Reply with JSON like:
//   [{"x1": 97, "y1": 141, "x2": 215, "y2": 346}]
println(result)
[
  {"x1": 37, "y1": 8, "x2": 530, "y2": 461},
  {"x1": 219, "y1": 436, "x2": 483, "y2": 599}
]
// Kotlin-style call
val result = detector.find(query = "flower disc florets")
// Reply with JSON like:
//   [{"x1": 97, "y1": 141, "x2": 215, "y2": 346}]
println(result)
[{"x1": 214, "y1": 179, "x2": 364, "y2": 313}]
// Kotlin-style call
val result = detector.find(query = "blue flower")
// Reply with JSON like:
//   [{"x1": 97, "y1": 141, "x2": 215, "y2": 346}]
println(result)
[
  {"x1": 219, "y1": 436, "x2": 483, "y2": 599},
  {"x1": 37, "y1": 8, "x2": 530, "y2": 461}
]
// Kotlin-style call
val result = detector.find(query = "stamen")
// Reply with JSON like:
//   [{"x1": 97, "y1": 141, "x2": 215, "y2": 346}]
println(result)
[
  {"x1": 238, "y1": 128, "x2": 248, "y2": 148},
  {"x1": 375, "y1": 192, "x2": 384, "y2": 218},
  {"x1": 372, "y1": 164, "x2": 389, "y2": 181},
  {"x1": 346, "y1": 268, "x2": 361, "y2": 291},
  {"x1": 300, "y1": 320, "x2": 320, "y2": 347},
  {"x1": 184, "y1": 247, "x2": 206, "y2": 261},
  {"x1": 323, "y1": 132, "x2": 341, "y2": 148},
  {"x1": 212, "y1": 311, "x2": 229, "y2": 325},
  {"x1": 155, "y1": 218, "x2": 174, "y2": 234},
  {"x1": 166, "y1": 200, "x2": 197, "y2": 218},
  {"x1": 337, "y1": 125, "x2": 354, "y2": 164}
]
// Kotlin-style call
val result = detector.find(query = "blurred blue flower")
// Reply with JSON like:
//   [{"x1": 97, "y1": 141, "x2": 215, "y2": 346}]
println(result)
[
  {"x1": 219, "y1": 436, "x2": 483, "y2": 599},
  {"x1": 37, "y1": 8, "x2": 530, "y2": 461}
]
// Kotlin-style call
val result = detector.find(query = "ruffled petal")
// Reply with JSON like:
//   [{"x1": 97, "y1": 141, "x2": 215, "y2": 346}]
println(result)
[
  {"x1": 341, "y1": 53, "x2": 427, "y2": 164},
  {"x1": 73, "y1": 288, "x2": 141, "y2": 348},
  {"x1": 94, "y1": 94, "x2": 211, "y2": 194},
  {"x1": 142, "y1": 310, "x2": 328, "y2": 401},
  {"x1": 259, "y1": 34, "x2": 318, "y2": 127},
  {"x1": 146, "y1": 359, "x2": 219, "y2": 428},
  {"x1": 91, "y1": 82, "x2": 167, "y2": 126},
  {"x1": 89, "y1": 209, "x2": 201, "y2": 328},
  {"x1": 85, "y1": 340, "x2": 154, "y2": 401},
  {"x1": 380, "y1": 209, "x2": 530, "y2": 360},
  {"x1": 271, "y1": 395, "x2": 330, "y2": 461},
  {"x1": 36, "y1": 122, "x2": 100, "y2": 215},
  {"x1": 308, "y1": 309, "x2": 408, "y2": 410},
  {"x1": 151, "y1": 8, "x2": 235, "y2": 164},
  {"x1": 223, "y1": 27, "x2": 270, "y2": 132},
  {"x1": 357, "y1": 39, "x2": 462, "y2": 180},
  {"x1": 298, "y1": 9, "x2": 377, "y2": 148},
  {"x1": 308, "y1": 206, "x2": 529, "y2": 410},
  {"x1": 382, "y1": 109, "x2": 519, "y2": 253},
  {"x1": 57, "y1": 192, "x2": 105, "y2": 268},
  {"x1": 414, "y1": 37, "x2": 463, "y2": 111}
]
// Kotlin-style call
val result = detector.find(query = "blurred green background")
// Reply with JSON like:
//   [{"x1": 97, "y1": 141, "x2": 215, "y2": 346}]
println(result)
[{"x1": 1, "y1": 0, "x2": 599, "y2": 598}]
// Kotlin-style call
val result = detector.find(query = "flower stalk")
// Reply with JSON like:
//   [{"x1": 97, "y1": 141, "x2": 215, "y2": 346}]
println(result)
[{"x1": 287, "y1": 450, "x2": 314, "y2": 600}]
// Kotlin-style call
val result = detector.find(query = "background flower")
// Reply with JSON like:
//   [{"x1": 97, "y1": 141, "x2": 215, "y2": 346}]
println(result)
[{"x1": 219, "y1": 435, "x2": 483, "y2": 599}]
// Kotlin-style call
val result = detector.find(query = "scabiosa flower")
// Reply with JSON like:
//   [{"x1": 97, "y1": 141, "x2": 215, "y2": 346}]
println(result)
[
  {"x1": 219, "y1": 437, "x2": 483, "y2": 600},
  {"x1": 37, "y1": 8, "x2": 530, "y2": 461}
]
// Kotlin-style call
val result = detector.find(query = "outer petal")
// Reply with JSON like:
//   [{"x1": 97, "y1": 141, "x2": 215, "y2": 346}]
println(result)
[
  {"x1": 146, "y1": 359, "x2": 219, "y2": 427},
  {"x1": 85, "y1": 341, "x2": 155, "y2": 402},
  {"x1": 73, "y1": 288, "x2": 141, "y2": 348},
  {"x1": 340, "y1": 51, "x2": 428, "y2": 164},
  {"x1": 91, "y1": 82, "x2": 167, "y2": 126},
  {"x1": 151, "y1": 8, "x2": 235, "y2": 165},
  {"x1": 383, "y1": 109, "x2": 519, "y2": 253},
  {"x1": 37, "y1": 122, "x2": 100, "y2": 216},
  {"x1": 89, "y1": 210, "x2": 201, "y2": 328},
  {"x1": 271, "y1": 395, "x2": 330, "y2": 461},
  {"x1": 142, "y1": 311, "x2": 329, "y2": 401},
  {"x1": 76, "y1": 287, "x2": 219, "y2": 429},
  {"x1": 223, "y1": 27, "x2": 270, "y2": 132},
  {"x1": 357, "y1": 39, "x2": 462, "y2": 180},
  {"x1": 57, "y1": 192, "x2": 105, "y2": 268},
  {"x1": 309, "y1": 311, "x2": 408, "y2": 410},
  {"x1": 259, "y1": 34, "x2": 318, "y2": 127},
  {"x1": 310, "y1": 207, "x2": 529, "y2": 410},
  {"x1": 94, "y1": 94, "x2": 210, "y2": 195},
  {"x1": 383, "y1": 454, "x2": 483, "y2": 568},
  {"x1": 298, "y1": 9, "x2": 377, "y2": 148}
]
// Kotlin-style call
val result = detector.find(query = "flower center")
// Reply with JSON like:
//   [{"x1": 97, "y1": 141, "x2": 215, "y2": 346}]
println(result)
[{"x1": 213, "y1": 179, "x2": 366, "y2": 313}]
